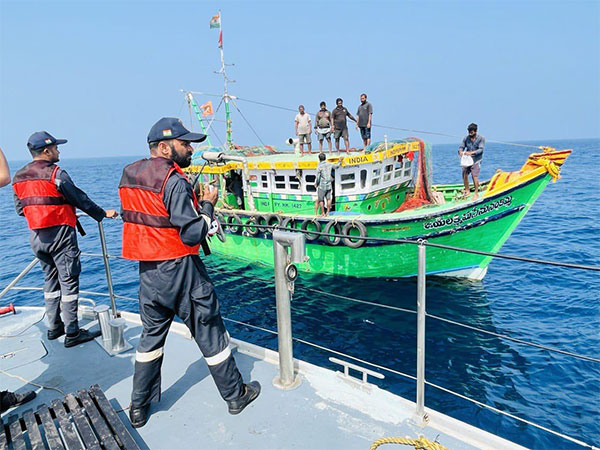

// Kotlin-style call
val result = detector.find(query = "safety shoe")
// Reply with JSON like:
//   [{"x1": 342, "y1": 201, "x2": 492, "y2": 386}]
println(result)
[
  {"x1": 47, "y1": 325, "x2": 65, "y2": 340},
  {"x1": 129, "y1": 404, "x2": 150, "y2": 428},
  {"x1": 227, "y1": 381, "x2": 261, "y2": 415},
  {"x1": 0, "y1": 390, "x2": 37, "y2": 413},
  {"x1": 64, "y1": 329, "x2": 101, "y2": 348}
]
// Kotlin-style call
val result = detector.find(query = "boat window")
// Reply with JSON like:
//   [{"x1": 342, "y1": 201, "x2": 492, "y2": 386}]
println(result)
[
  {"x1": 288, "y1": 175, "x2": 300, "y2": 190},
  {"x1": 372, "y1": 168, "x2": 381, "y2": 187},
  {"x1": 384, "y1": 164, "x2": 393, "y2": 182},
  {"x1": 394, "y1": 160, "x2": 404, "y2": 178},
  {"x1": 360, "y1": 169, "x2": 367, "y2": 189},
  {"x1": 340, "y1": 171, "x2": 356, "y2": 191},
  {"x1": 404, "y1": 160, "x2": 412, "y2": 177},
  {"x1": 305, "y1": 174, "x2": 316, "y2": 192},
  {"x1": 261, "y1": 174, "x2": 269, "y2": 189},
  {"x1": 274, "y1": 175, "x2": 286, "y2": 190}
]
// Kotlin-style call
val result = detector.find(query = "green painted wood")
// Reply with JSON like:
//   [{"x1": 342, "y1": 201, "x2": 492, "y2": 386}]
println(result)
[{"x1": 212, "y1": 174, "x2": 552, "y2": 278}]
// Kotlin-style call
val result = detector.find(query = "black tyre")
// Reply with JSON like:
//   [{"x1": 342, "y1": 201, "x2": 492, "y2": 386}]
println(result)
[
  {"x1": 226, "y1": 214, "x2": 242, "y2": 234},
  {"x1": 322, "y1": 221, "x2": 342, "y2": 246},
  {"x1": 300, "y1": 218, "x2": 322, "y2": 241},
  {"x1": 341, "y1": 221, "x2": 367, "y2": 248}
]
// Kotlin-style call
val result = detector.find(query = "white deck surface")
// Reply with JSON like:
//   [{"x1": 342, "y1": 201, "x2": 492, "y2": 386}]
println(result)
[{"x1": 1, "y1": 307, "x2": 526, "y2": 450}]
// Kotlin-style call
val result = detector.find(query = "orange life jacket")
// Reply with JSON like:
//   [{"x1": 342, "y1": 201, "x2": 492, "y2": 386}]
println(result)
[
  {"x1": 12, "y1": 161, "x2": 77, "y2": 230},
  {"x1": 119, "y1": 157, "x2": 200, "y2": 261}
]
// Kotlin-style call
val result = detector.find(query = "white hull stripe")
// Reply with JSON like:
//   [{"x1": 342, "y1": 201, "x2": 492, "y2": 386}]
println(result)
[
  {"x1": 61, "y1": 294, "x2": 79, "y2": 302},
  {"x1": 204, "y1": 346, "x2": 231, "y2": 366},
  {"x1": 136, "y1": 347, "x2": 164, "y2": 363},
  {"x1": 44, "y1": 290, "x2": 61, "y2": 299}
]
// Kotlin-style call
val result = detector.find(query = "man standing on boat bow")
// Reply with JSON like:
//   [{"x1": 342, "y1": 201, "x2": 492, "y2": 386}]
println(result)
[
  {"x1": 458, "y1": 123, "x2": 485, "y2": 199},
  {"x1": 12, "y1": 132, "x2": 118, "y2": 348},
  {"x1": 119, "y1": 117, "x2": 260, "y2": 428}
]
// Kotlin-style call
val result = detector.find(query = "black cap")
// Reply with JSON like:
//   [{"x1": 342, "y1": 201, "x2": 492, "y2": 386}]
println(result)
[
  {"x1": 467, "y1": 123, "x2": 478, "y2": 132},
  {"x1": 27, "y1": 131, "x2": 68, "y2": 151},
  {"x1": 147, "y1": 117, "x2": 207, "y2": 144}
]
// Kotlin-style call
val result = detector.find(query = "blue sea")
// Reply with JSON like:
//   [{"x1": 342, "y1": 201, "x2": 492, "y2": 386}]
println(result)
[{"x1": 1, "y1": 138, "x2": 598, "y2": 449}]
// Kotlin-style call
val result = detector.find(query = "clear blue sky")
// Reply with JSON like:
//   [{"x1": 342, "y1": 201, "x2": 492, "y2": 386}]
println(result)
[{"x1": 1, "y1": 0, "x2": 598, "y2": 160}]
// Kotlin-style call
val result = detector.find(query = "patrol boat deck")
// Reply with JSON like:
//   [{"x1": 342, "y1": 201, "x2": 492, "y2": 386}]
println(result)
[{"x1": 1, "y1": 307, "x2": 523, "y2": 450}]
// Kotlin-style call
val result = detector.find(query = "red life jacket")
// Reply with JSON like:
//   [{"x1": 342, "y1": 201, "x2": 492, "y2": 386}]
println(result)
[
  {"x1": 119, "y1": 157, "x2": 201, "y2": 261},
  {"x1": 12, "y1": 161, "x2": 77, "y2": 230}
]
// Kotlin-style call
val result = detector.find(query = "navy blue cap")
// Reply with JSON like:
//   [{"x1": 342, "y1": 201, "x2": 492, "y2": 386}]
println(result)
[
  {"x1": 147, "y1": 117, "x2": 207, "y2": 144},
  {"x1": 27, "y1": 131, "x2": 68, "y2": 151}
]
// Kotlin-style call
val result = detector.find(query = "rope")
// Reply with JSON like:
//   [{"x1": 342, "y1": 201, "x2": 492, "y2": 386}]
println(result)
[
  {"x1": 0, "y1": 369, "x2": 66, "y2": 396},
  {"x1": 230, "y1": 98, "x2": 267, "y2": 147},
  {"x1": 235, "y1": 97, "x2": 543, "y2": 149},
  {"x1": 527, "y1": 156, "x2": 561, "y2": 181},
  {"x1": 217, "y1": 221, "x2": 600, "y2": 272},
  {"x1": 0, "y1": 312, "x2": 46, "y2": 338},
  {"x1": 426, "y1": 313, "x2": 600, "y2": 363},
  {"x1": 370, "y1": 436, "x2": 448, "y2": 450}
]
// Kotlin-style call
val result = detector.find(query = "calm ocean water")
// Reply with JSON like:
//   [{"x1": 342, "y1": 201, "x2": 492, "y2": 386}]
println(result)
[{"x1": 1, "y1": 138, "x2": 598, "y2": 449}]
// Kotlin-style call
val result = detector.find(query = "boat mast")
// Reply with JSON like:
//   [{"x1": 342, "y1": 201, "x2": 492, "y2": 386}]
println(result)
[{"x1": 216, "y1": 11, "x2": 234, "y2": 149}]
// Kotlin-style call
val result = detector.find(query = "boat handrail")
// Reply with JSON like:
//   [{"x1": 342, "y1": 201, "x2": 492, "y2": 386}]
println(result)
[{"x1": 1, "y1": 218, "x2": 598, "y2": 449}]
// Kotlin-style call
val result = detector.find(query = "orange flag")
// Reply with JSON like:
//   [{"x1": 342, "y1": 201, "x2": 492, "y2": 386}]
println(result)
[{"x1": 200, "y1": 101, "x2": 213, "y2": 117}]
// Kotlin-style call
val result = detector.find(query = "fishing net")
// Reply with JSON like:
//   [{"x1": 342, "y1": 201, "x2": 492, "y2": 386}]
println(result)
[
  {"x1": 394, "y1": 139, "x2": 434, "y2": 212},
  {"x1": 364, "y1": 139, "x2": 411, "y2": 154},
  {"x1": 191, "y1": 144, "x2": 281, "y2": 166}
]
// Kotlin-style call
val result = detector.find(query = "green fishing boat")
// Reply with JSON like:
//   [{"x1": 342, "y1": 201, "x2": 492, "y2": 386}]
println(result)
[
  {"x1": 186, "y1": 139, "x2": 571, "y2": 280},
  {"x1": 181, "y1": 17, "x2": 571, "y2": 280}
]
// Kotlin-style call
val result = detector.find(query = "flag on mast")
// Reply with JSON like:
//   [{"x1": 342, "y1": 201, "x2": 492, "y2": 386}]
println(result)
[
  {"x1": 209, "y1": 13, "x2": 220, "y2": 29},
  {"x1": 218, "y1": 30, "x2": 223, "y2": 49},
  {"x1": 200, "y1": 101, "x2": 214, "y2": 117}
]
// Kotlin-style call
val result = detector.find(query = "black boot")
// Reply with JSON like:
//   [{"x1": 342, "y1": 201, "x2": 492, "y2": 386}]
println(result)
[
  {"x1": 227, "y1": 381, "x2": 261, "y2": 415},
  {"x1": 0, "y1": 390, "x2": 36, "y2": 413},
  {"x1": 64, "y1": 329, "x2": 101, "y2": 348},
  {"x1": 47, "y1": 325, "x2": 65, "y2": 340},
  {"x1": 129, "y1": 404, "x2": 150, "y2": 428}
]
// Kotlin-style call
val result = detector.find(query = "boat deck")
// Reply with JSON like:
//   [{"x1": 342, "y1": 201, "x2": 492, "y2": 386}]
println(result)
[{"x1": 1, "y1": 307, "x2": 525, "y2": 450}]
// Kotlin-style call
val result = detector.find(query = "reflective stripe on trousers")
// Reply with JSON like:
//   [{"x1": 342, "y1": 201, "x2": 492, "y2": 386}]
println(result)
[{"x1": 131, "y1": 255, "x2": 244, "y2": 408}]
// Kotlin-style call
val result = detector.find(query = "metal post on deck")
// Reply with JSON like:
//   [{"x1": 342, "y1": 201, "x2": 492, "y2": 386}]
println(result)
[
  {"x1": 414, "y1": 241, "x2": 428, "y2": 425},
  {"x1": 272, "y1": 230, "x2": 307, "y2": 390},
  {"x1": 97, "y1": 221, "x2": 118, "y2": 318},
  {"x1": 94, "y1": 220, "x2": 133, "y2": 356}
]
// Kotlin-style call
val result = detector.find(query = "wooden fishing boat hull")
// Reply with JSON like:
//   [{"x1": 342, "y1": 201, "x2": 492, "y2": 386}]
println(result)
[{"x1": 207, "y1": 149, "x2": 571, "y2": 279}]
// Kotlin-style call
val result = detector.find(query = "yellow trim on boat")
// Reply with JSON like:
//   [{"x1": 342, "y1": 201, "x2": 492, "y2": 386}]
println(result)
[{"x1": 186, "y1": 141, "x2": 421, "y2": 174}]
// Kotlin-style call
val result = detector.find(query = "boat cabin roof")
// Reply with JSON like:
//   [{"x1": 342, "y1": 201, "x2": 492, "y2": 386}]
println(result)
[{"x1": 188, "y1": 141, "x2": 421, "y2": 174}]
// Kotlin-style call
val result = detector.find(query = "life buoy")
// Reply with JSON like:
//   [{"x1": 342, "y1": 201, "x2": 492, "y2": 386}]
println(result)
[
  {"x1": 226, "y1": 214, "x2": 243, "y2": 234},
  {"x1": 300, "y1": 218, "x2": 321, "y2": 241},
  {"x1": 245, "y1": 216, "x2": 260, "y2": 236},
  {"x1": 322, "y1": 221, "x2": 342, "y2": 246},
  {"x1": 342, "y1": 221, "x2": 367, "y2": 248}
]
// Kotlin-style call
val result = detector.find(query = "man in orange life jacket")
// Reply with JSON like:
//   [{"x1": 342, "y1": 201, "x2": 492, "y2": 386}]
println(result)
[
  {"x1": 12, "y1": 132, "x2": 118, "y2": 347},
  {"x1": 120, "y1": 117, "x2": 260, "y2": 428}
]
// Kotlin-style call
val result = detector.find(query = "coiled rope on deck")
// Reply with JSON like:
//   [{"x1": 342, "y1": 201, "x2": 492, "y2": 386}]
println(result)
[{"x1": 370, "y1": 436, "x2": 448, "y2": 450}]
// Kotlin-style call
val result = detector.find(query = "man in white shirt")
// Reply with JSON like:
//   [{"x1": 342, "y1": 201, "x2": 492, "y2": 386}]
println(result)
[{"x1": 295, "y1": 105, "x2": 312, "y2": 155}]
